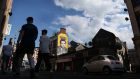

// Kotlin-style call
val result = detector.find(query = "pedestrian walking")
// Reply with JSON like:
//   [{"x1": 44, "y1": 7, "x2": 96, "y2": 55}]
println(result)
[
  {"x1": 35, "y1": 29, "x2": 51, "y2": 73},
  {"x1": 12, "y1": 17, "x2": 38, "y2": 79},
  {"x1": 1, "y1": 41, "x2": 13, "y2": 74}
]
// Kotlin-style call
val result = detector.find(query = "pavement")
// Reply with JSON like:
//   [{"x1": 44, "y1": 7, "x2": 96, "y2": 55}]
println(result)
[{"x1": 0, "y1": 70, "x2": 140, "y2": 79}]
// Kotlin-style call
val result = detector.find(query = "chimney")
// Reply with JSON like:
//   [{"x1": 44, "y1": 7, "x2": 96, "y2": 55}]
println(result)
[{"x1": 60, "y1": 28, "x2": 66, "y2": 34}]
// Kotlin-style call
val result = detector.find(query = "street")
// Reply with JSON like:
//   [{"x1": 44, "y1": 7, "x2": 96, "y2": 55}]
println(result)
[{"x1": 0, "y1": 71, "x2": 140, "y2": 79}]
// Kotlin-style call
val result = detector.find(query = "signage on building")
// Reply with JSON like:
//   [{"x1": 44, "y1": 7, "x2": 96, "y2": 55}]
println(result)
[{"x1": 4, "y1": 24, "x2": 12, "y2": 35}]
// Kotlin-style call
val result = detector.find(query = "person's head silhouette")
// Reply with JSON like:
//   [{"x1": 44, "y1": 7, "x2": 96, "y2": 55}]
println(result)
[
  {"x1": 26, "y1": 17, "x2": 33, "y2": 24},
  {"x1": 42, "y1": 29, "x2": 47, "y2": 35}
]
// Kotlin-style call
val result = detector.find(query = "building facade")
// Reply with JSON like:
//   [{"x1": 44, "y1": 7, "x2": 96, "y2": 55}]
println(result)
[
  {"x1": 55, "y1": 42, "x2": 90, "y2": 72},
  {"x1": 52, "y1": 29, "x2": 129, "y2": 72},
  {"x1": 49, "y1": 28, "x2": 69, "y2": 71},
  {"x1": 128, "y1": 49, "x2": 136, "y2": 71},
  {"x1": 0, "y1": 0, "x2": 13, "y2": 55},
  {"x1": 124, "y1": 0, "x2": 140, "y2": 71},
  {"x1": 92, "y1": 29, "x2": 129, "y2": 70},
  {"x1": 54, "y1": 40, "x2": 100, "y2": 72},
  {"x1": 92, "y1": 29, "x2": 126, "y2": 57},
  {"x1": 57, "y1": 28, "x2": 69, "y2": 55}
]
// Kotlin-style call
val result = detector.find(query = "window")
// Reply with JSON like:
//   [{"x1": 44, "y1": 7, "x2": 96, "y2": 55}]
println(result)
[
  {"x1": 98, "y1": 56, "x2": 105, "y2": 60},
  {"x1": 88, "y1": 56, "x2": 98, "y2": 63}
]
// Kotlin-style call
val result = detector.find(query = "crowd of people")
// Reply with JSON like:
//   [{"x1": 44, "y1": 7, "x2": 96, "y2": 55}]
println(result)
[{"x1": 0, "y1": 16, "x2": 52, "y2": 79}]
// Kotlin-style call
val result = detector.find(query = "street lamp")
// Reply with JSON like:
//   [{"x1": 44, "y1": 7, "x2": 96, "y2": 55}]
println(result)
[
  {"x1": 124, "y1": 8, "x2": 128, "y2": 12},
  {"x1": 124, "y1": 8, "x2": 129, "y2": 21},
  {"x1": 125, "y1": 17, "x2": 129, "y2": 21}
]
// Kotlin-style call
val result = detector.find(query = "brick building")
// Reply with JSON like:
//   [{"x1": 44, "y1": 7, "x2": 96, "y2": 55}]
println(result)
[
  {"x1": 0, "y1": 0, "x2": 13, "y2": 55},
  {"x1": 124, "y1": 0, "x2": 140, "y2": 71},
  {"x1": 53, "y1": 29, "x2": 128, "y2": 72}
]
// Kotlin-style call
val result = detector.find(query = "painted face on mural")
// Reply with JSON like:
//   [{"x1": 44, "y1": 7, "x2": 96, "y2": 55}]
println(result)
[{"x1": 60, "y1": 39, "x2": 66, "y2": 48}]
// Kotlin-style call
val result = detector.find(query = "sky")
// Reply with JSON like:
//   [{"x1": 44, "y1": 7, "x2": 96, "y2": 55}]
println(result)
[{"x1": 4, "y1": 0, "x2": 134, "y2": 49}]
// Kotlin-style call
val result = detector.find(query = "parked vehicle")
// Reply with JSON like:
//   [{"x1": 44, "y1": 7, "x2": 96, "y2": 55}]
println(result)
[{"x1": 82, "y1": 55, "x2": 124, "y2": 75}]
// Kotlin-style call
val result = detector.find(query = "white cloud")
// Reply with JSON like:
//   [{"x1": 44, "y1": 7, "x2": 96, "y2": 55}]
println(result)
[
  {"x1": 55, "y1": 0, "x2": 114, "y2": 18},
  {"x1": 54, "y1": 0, "x2": 134, "y2": 49},
  {"x1": 55, "y1": 15, "x2": 94, "y2": 43}
]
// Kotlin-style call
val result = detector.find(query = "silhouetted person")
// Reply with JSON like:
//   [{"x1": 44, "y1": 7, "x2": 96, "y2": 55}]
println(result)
[
  {"x1": 12, "y1": 17, "x2": 38, "y2": 79},
  {"x1": 35, "y1": 29, "x2": 51, "y2": 72},
  {"x1": 1, "y1": 42, "x2": 13, "y2": 74}
]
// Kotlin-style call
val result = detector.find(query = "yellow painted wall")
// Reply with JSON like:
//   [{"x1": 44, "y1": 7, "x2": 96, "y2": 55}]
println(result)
[{"x1": 57, "y1": 33, "x2": 69, "y2": 49}]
